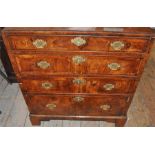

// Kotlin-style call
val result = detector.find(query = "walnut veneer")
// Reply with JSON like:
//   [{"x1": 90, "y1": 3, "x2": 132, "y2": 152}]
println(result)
[{"x1": 2, "y1": 27, "x2": 155, "y2": 126}]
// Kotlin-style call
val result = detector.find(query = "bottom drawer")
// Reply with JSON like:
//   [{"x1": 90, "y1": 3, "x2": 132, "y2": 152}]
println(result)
[{"x1": 25, "y1": 94, "x2": 130, "y2": 116}]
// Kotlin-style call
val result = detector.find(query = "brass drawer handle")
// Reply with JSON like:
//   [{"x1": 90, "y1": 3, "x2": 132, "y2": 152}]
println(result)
[
  {"x1": 33, "y1": 39, "x2": 47, "y2": 48},
  {"x1": 73, "y1": 78, "x2": 86, "y2": 85},
  {"x1": 100, "y1": 104, "x2": 111, "y2": 111},
  {"x1": 41, "y1": 82, "x2": 54, "y2": 89},
  {"x1": 72, "y1": 55, "x2": 86, "y2": 64},
  {"x1": 110, "y1": 41, "x2": 125, "y2": 50},
  {"x1": 103, "y1": 83, "x2": 115, "y2": 91},
  {"x1": 73, "y1": 96, "x2": 84, "y2": 103},
  {"x1": 37, "y1": 60, "x2": 50, "y2": 69},
  {"x1": 46, "y1": 103, "x2": 56, "y2": 110},
  {"x1": 108, "y1": 63, "x2": 121, "y2": 71},
  {"x1": 71, "y1": 37, "x2": 86, "y2": 46}
]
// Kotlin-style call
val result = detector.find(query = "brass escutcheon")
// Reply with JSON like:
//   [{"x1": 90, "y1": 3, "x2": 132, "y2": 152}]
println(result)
[
  {"x1": 100, "y1": 104, "x2": 111, "y2": 111},
  {"x1": 33, "y1": 39, "x2": 47, "y2": 48},
  {"x1": 71, "y1": 37, "x2": 86, "y2": 46}
]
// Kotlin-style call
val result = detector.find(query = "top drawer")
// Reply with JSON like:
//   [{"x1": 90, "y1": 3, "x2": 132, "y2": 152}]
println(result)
[{"x1": 8, "y1": 35, "x2": 149, "y2": 53}]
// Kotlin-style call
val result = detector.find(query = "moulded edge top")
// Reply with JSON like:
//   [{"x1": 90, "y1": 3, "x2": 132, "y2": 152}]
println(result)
[{"x1": 2, "y1": 27, "x2": 155, "y2": 37}]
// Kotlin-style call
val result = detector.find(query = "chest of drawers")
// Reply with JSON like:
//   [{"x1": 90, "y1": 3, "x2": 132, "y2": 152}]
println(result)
[{"x1": 2, "y1": 27, "x2": 155, "y2": 126}]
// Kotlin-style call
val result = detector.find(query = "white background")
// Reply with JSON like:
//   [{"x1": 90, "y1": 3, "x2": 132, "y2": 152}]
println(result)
[
  {"x1": 0, "y1": 0, "x2": 155, "y2": 26},
  {"x1": 0, "y1": 0, "x2": 155, "y2": 155}
]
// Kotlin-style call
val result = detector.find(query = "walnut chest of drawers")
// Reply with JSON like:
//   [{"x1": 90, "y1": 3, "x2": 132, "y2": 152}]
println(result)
[{"x1": 2, "y1": 27, "x2": 155, "y2": 126}]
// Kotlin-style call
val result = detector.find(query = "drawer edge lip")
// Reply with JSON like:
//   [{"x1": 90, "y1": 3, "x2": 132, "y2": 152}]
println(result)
[
  {"x1": 8, "y1": 51, "x2": 146, "y2": 58},
  {"x1": 7, "y1": 49, "x2": 149, "y2": 56},
  {"x1": 24, "y1": 93, "x2": 133, "y2": 97},
  {"x1": 3, "y1": 28, "x2": 154, "y2": 37},
  {"x1": 30, "y1": 114, "x2": 127, "y2": 120},
  {"x1": 17, "y1": 74, "x2": 141, "y2": 79},
  {"x1": 18, "y1": 75, "x2": 140, "y2": 79}
]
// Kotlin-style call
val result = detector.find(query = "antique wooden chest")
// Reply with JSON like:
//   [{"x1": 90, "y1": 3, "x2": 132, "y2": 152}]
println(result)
[{"x1": 2, "y1": 27, "x2": 155, "y2": 126}]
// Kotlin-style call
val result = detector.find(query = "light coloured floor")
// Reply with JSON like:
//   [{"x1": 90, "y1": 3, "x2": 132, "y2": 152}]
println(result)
[{"x1": 0, "y1": 45, "x2": 155, "y2": 127}]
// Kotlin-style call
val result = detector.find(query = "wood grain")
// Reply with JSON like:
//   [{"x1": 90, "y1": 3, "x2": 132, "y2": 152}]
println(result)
[
  {"x1": 11, "y1": 54, "x2": 143, "y2": 77},
  {"x1": 8, "y1": 35, "x2": 149, "y2": 52},
  {"x1": 20, "y1": 77, "x2": 137, "y2": 94},
  {"x1": 2, "y1": 27, "x2": 155, "y2": 126}
]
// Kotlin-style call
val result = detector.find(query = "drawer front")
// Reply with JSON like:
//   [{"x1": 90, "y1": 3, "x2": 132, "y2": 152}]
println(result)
[
  {"x1": 20, "y1": 77, "x2": 136, "y2": 94},
  {"x1": 26, "y1": 95, "x2": 75, "y2": 116},
  {"x1": 75, "y1": 95, "x2": 128, "y2": 116},
  {"x1": 9, "y1": 35, "x2": 149, "y2": 52},
  {"x1": 13, "y1": 54, "x2": 142, "y2": 76},
  {"x1": 26, "y1": 95, "x2": 128, "y2": 116}
]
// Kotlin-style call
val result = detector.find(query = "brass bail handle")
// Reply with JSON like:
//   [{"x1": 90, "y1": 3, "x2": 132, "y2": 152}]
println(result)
[
  {"x1": 110, "y1": 41, "x2": 125, "y2": 50},
  {"x1": 71, "y1": 37, "x2": 86, "y2": 47},
  {"x1": 33, "y1": 39, "x2": 47, "y2": 49},
  {"x1": 46, "y1": 103, "x2": 56, "y2": 110},
  {"x1": 108, "y1": 63, "x2": 121, "y2": 71},
  {"x1": 37, "y1": 60, "x2": 51, "y2": 69},
  {"x1": 103, "y1": 83, "x2": 115, "y2": 91},
  {"x1": 100, "y1": 104, "x2": 111, "y2": 111}
]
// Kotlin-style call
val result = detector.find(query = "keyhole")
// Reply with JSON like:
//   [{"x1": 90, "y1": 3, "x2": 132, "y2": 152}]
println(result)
[{"x1": 92, "y1": 81, "x2": 97, "y2": 86}]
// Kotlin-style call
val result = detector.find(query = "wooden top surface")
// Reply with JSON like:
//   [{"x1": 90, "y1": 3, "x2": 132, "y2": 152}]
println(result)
[{"x1": 2, "y1": 27, "x2": 155, "y2": 37}]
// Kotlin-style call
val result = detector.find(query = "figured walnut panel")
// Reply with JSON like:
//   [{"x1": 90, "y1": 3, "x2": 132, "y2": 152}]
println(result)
[
  {"x1": 20, "y1": 77, "x2": 136, "y2": 94},
  {"x1": 13, "y1": 54, "x2": 142, "y2": 76},
  {"x1": 2, "y1": 27, "x2": 154, "y2": 126},
  {"x1": 26, "y1": 94, "x2": 129, "y2": 116},
  {"x1": 8, "y1": 35, "x2": 149, "y2": 53}
]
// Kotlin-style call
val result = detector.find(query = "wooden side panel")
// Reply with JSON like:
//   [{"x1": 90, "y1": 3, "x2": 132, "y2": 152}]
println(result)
[{"x1": 0, "y1": 29, "x2": 17, "y2": 83}]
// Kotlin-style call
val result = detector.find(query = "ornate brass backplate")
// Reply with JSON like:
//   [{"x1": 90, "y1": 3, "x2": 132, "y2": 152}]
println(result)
[
  {"x1": 72, "y1": 55, "x2": 86, "y2": 64},
  {"x1": 41, "y1": 82, "x2": 54, "y2": 89},
  {"x1": 100, "y1": 104, "x2": 111, "y2": 111},
  {"x1": 37, "y1": 60, "x2": 50, "y2": 69},
  {"x1": 46, "y1": 103, "x2": 56, "y2": 110},
  {"x1": 110, "y1": 41, "x2": 125, "y2": 50},
  {"x1": 33, "y1": 39, "x2": 47, "y2": 48},
  {"x1": 103, "y1": 83, "x2": 115, "y2": 91},
  {"x1": 71, "y1": 37, "x2": 86, "y2": 47},
  {"x1": 108, "y1": 63, "x2": 121, "y2": 71},
  {"x1": 73, "y1": 96, "x2": 84, "y2": 103}
]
